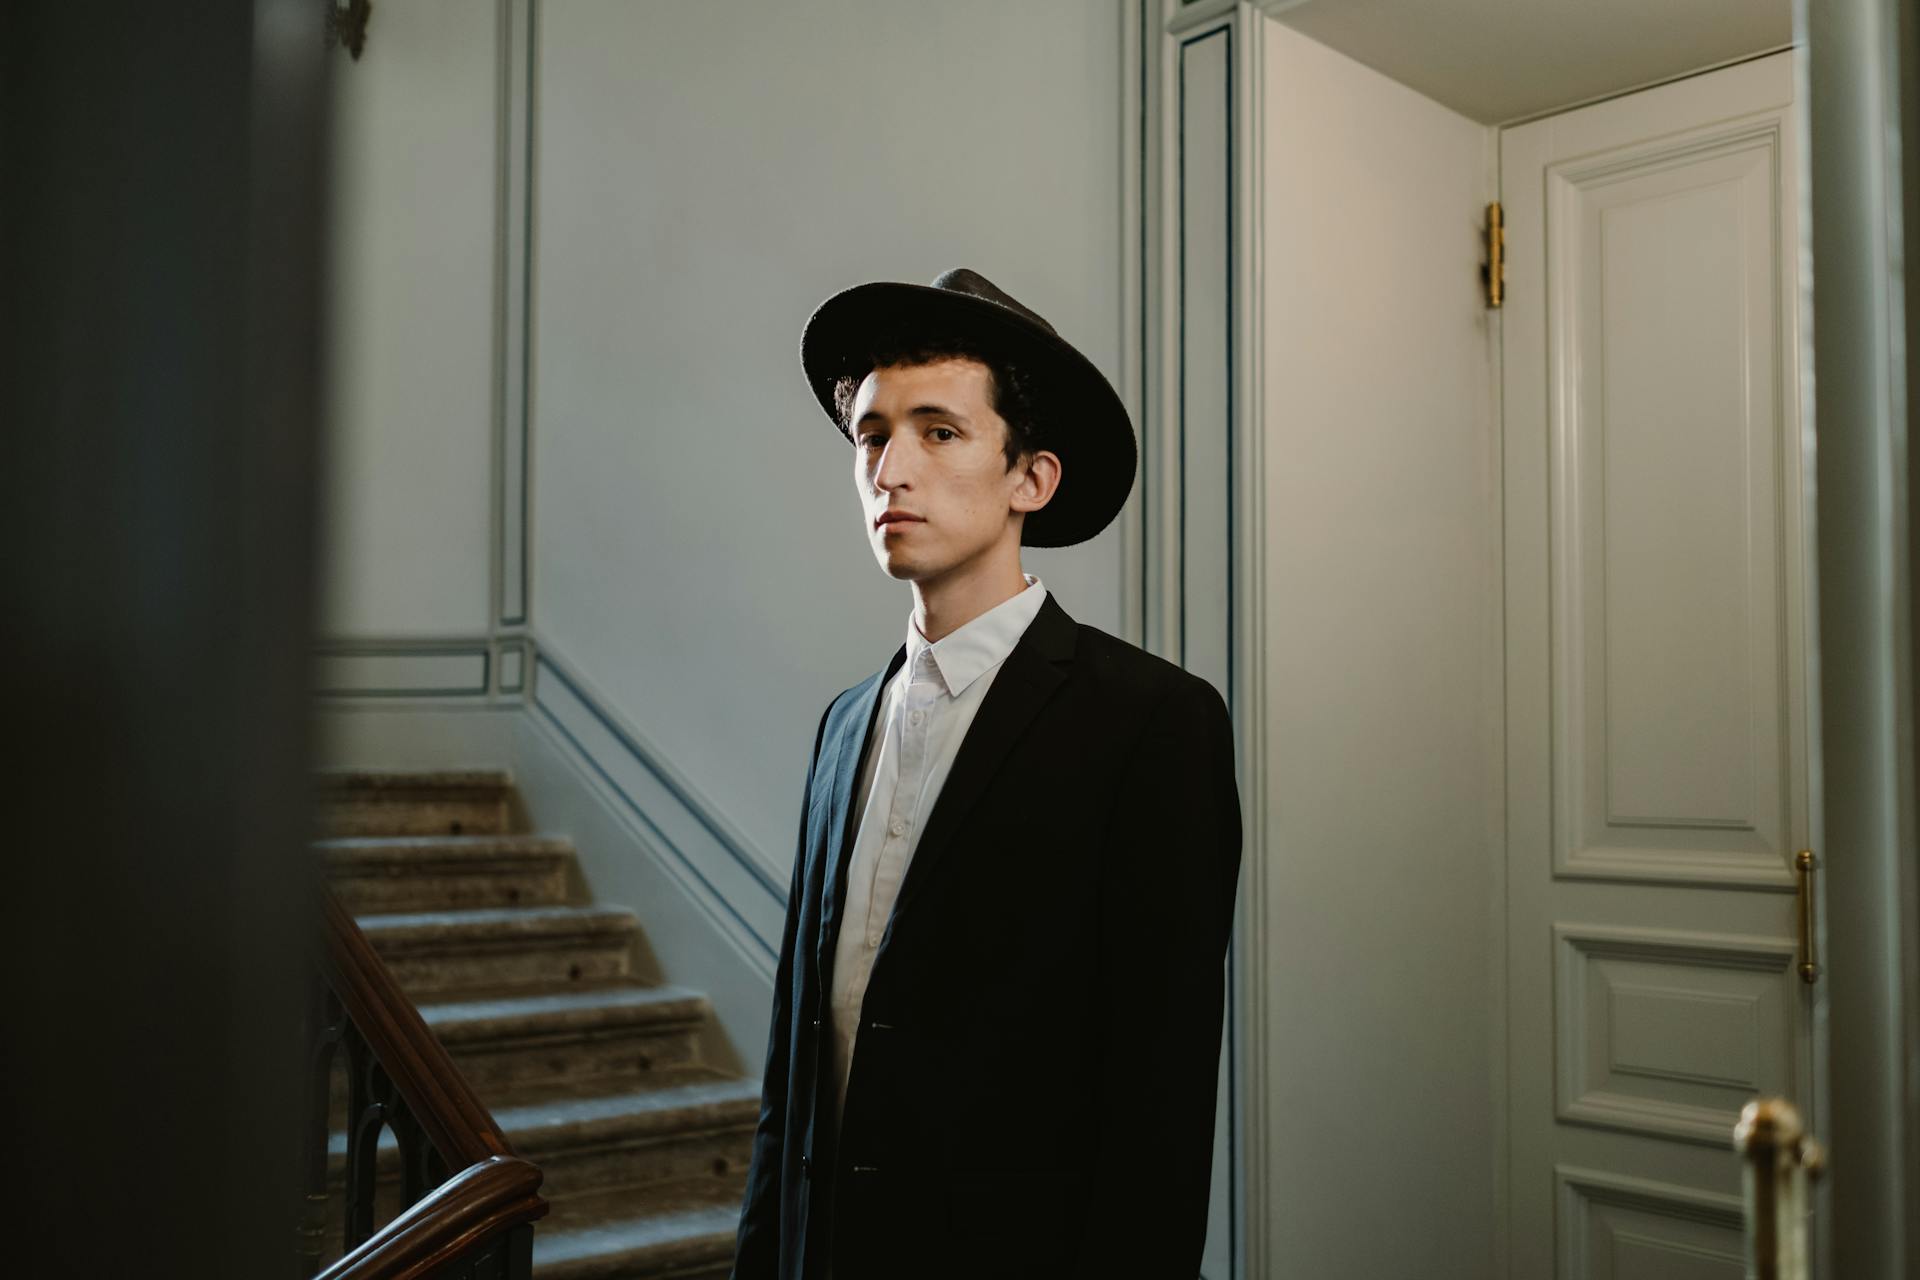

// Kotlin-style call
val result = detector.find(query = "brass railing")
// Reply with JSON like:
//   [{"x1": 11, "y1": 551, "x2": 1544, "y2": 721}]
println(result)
[{"x1": 1735, "y1": 1097, "x2": 1824, "y2": 1280}]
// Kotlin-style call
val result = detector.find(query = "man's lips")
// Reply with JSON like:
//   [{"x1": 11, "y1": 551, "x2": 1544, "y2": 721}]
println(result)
[{"x1": 874, "y1": 511, "x2": 924, "y2": 530}]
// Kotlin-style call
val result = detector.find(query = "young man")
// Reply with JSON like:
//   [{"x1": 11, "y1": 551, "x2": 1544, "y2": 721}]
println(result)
[{"x1": 731, "y1": 268, "x2": 1243, "y2": 1280}]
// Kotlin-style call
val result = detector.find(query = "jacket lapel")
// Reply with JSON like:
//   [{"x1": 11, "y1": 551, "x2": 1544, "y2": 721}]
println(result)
[
  {"x1": 817, "y1": 643, "x2": 906, "y2": 961},
  {"x1": 883, "y1": 591, "x2": 1078, "y2": 933}
]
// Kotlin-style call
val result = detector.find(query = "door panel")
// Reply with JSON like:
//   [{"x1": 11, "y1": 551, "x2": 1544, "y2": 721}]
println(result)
[
  {"x1": 1552, "y1": 115, "x2": 1799, "y2": 888},
  {"x1": 1553, "y1": 925, "x2": 1799, "y2": 1144},
  {"x1": 1556, "y1": 1168, "x2": 1746, "y2": 1280},
  {"x1": 1502, "y1": 51, "x2": 1820, "y2": 1276}
]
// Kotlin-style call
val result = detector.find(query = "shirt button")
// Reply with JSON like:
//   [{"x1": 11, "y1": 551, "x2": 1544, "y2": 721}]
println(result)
[
  {"x1": 866, "y1": 936, "x2": 878, "y2": 950},
  {"x1": 908, "y1": 709, "x2": 925, "y2": 726},
  {"x1": 889, "y1": 819, "x2": 907, "y2": 837}
]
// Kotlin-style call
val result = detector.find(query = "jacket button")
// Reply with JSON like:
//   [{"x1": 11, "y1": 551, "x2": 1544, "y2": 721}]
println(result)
[{"x1": 801, "y1": 1153, "x2": 812, "y2": 1179}]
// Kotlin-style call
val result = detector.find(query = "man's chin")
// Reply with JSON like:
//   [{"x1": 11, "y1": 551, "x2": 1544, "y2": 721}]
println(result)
[{"x1": 873, "y1": 548, "x2": 941, "y2": 583}]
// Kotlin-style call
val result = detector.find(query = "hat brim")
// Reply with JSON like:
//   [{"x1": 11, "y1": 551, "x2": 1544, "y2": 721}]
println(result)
[{"x1": 800, "y1": 281, "x2": 1136, "y2": 549}]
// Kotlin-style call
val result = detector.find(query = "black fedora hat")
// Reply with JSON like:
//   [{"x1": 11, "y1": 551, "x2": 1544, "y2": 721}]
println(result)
[{"x1": 800, "y1": 267, "x2": 1136, "y2": 549}]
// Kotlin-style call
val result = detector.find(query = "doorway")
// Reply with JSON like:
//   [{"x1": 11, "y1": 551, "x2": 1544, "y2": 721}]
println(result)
[
  {"x1": 1498, "y1": 50, "x2": 1821, "y2": 1277},
  {"x1": 1142, "y1": 2, "x2": 1849, "y2": 1274}
]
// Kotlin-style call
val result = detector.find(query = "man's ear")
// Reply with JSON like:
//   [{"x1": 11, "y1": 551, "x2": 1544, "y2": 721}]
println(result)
[{"x1": 1010, "y1": 448, "x2": 1062, "y2": 517}]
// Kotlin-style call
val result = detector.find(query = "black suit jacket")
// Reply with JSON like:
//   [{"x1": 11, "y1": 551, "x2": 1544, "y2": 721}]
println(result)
[{"x1": 731, "y1": 592, "x2": 1242, "y2": 1280}]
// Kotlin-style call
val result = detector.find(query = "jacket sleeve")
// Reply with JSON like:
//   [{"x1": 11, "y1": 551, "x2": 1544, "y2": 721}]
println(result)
[
  {"x1": 1071, "y1": 675, "x2": 1243, "y2": 1278},
  {"x1": 731, "y1": 700, "x2": 832, "y2": 1280}
]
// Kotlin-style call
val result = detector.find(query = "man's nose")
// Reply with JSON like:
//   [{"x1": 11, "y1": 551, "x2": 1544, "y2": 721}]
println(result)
[{"x1": 873, "y1": 436, "x2": 914, "y2": 491}]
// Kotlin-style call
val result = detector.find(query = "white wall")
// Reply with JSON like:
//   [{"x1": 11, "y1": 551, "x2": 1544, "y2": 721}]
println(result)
[
  {"x1": 320, "y1": 0, "x2": 498, "y2": 638},
  {"x1": 530, "y1": 0, "x2": 1128, "y2": 875},
  {"x1": 1258, "y1": 20, "x2": 1501, "y2": 1274}
]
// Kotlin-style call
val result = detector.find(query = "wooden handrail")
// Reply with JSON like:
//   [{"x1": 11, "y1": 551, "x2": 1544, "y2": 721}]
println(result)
[
  {"x1": 318, "y1": 1156, "x2": 546, "y2": 1280},
  {"x1": 320, "y1": 888, "x2": 515, "y2": 1168},
  {"x1": 308, "y1": 886, "x2": 549, "y2": 1277}
]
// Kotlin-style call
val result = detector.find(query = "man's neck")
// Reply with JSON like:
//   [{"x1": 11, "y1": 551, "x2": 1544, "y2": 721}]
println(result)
[{"x1": 910, "y1": 550, "x2": 1029, "y2": 645}]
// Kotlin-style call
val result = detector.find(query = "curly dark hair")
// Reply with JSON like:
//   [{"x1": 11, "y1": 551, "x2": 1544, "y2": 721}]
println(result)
[{"x1": 830, "y1": 335, "x2": 1046, "y2": 472}]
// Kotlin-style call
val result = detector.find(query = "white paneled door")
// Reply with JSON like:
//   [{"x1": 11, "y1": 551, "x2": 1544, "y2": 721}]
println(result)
[{"x1": 1500, "y1": 51, "x2": 1823, "y2": 1278}]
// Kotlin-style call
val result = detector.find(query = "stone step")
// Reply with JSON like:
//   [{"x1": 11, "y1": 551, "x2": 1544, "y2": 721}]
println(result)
[
  {"x1": 494, "y1": 1074, "x2": 761, "y2": 1200},
  {"x1": 328, "y1": 1070, "x2": 762, "y2": 1203},
  {"x1": 315, "y1": 769, "x2": 515, "y2": 839},
  {"x1": 323, "y1": 983, "x2": 715, "y2": 1112},
  {"x1": 420, "y1": 983, "x2": 714, "y2": 1091},
  {"x1": 322, "y1": 834, "x2": 574, "y2": 913},
  {"x1": 533, "y1": 1182, "x2": 742, "y2": 1280},
  {"x1": 356, "y1": 905, "x2": 639, "y2": 994}
]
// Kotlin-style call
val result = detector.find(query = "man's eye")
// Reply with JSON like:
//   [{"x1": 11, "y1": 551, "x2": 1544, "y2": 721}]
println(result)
[
  {"x1": 859, "y1": 435, "x2": 884, "y2": 449},
  {"x1": 929, "y1": 427, "x2": 956, "y2": 442}
]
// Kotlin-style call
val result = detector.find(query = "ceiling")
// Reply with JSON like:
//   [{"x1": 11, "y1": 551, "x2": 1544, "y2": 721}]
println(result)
[{"x1": 1261, "y1": 0, "x2": 1793, "y2": 125}]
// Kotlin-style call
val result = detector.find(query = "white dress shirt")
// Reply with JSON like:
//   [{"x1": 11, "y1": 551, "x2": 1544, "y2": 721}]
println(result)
[{"x1": 825, "y1": 573, "x2": 1048, "y2": 1144}]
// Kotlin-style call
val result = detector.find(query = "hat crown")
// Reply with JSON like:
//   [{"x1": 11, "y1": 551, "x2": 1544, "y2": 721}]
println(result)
[{"x1": 929, "y1": 267, "x2": 1058, "y2": 337}]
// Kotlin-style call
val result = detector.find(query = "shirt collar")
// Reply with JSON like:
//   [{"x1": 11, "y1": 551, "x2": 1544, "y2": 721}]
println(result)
[{"x1": 904, "y1": 574, "x2": 1047, "y2": 698}]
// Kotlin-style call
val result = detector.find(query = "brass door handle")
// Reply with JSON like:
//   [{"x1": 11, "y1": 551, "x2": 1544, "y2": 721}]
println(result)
[{"x1": 1796, "y1": 850, "x2": 1818, "y2": 984}]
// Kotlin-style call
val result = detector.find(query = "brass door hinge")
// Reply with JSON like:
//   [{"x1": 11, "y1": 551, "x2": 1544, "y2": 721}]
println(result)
[
  {"x1": 330, "y1": 0, "x2": 371, "y2": 60},
  {"x1": 1483, "y1": 202, "x2": 1504, "y2": 309}
]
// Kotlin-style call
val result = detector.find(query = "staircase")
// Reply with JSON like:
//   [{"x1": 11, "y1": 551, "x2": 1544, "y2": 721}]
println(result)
[{"x1": 316, "y1": 769, "x2": 757, "y2": 1279}]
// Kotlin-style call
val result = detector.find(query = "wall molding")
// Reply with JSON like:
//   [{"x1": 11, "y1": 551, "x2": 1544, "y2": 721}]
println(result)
[
  {"x1": 493, "y1": 0, "x2": 535, "y2": 630},
  {"x1": 1169, "y1": 0, "x2": 1238, "y2": 35},
  {"x1": 1119, "y1": 0, "x2": 1148, "y2": 649},
  {"x1": 528, "y1": 639, "x2": 786, "y2": 965},
  {"x1": 1230, "y1": 12, "x2": 1269, "y2": 1280},
  {"x1": 314, "y1": 634, "x2": 531, "y2": 702},
  {"x1": 1142, "y1": 4, "x2": 1269, "y2": 1275}
]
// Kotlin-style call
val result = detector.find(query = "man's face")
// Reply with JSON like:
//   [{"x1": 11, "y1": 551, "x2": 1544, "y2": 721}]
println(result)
[{"x1": 849, "y1": 357, "x2": 1041, "y2": 583}]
